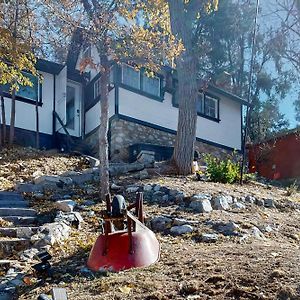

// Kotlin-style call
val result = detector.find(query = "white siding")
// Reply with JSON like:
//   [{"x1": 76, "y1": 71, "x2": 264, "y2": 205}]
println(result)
[
  {"x1": 3, "y1": 71, "x2": 54, "y2": 135},
  {"x1": 76, "y1": 45, "x2": 100, "y2": 81},
  {"x1": 118, "y1": 87, "x2": 242, "y2": 150},
  {"x1": 85, "y1": 89, "x2": 115, "y2": 134}
]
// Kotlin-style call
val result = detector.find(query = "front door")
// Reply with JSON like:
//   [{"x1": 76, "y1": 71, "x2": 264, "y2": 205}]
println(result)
[{"x1": 66, "y1": 81, "x2": 81, "y2": 137}]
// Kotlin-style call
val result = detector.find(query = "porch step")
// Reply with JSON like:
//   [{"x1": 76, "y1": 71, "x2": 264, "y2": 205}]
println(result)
[
  {"x1": 0, "y1": 192, "x2": 24, "y2": 201},
  {"x1": 0, "y1": 238, "x2": 31, "y2": 258},
  {"x1": 0, "y1": 201, "x2": 29, "y2": 208},
  {"x1": 1, "y1": 216, "x2": 37, "y2": 226},
  {"x1": 0, "y1": 208, "x2": 36, "y2": 217},
  {"x1": 0, "y1": 227, "x2": 39, "y2": 238}
]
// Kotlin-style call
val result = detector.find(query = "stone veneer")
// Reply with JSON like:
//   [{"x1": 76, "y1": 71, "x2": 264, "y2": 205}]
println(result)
[
  {"x1": 84, "y1": 117, "x2": 233, "y2": 161},
  {"x1": 108, "y1": 117, "x2": 232, "y2": 162}
]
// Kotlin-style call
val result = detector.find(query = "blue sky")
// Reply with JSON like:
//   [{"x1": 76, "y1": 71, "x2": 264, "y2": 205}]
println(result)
[{"x1": 261, "y1": 0, "x2": 299, "y2": 129}]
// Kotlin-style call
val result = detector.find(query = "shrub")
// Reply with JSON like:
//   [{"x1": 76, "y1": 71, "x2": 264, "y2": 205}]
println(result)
[{"x1": 204, "y1": 154, "x2": 240, "y2": 184}]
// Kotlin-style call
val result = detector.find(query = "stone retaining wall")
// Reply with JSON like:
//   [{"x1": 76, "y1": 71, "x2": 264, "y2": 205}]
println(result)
[
  {"x1": 109, "y1": 117, "x2": 232, "y2": 162},
  {"x1": 84, "y1": 117, "x2": 233, "y2": 162}
]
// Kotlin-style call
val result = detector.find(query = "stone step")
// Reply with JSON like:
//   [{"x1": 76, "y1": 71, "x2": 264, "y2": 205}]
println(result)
[
  {"x1": 0, "y1": 238, "x2": 31, "y2": 258},
  {"x1": 1, "y1": 216, "x2": 37, "y2": 226},
  {"x1": 0, "y1": 201, "x2": 29, "y2": 208},
  {"x1": 0, "y1": 208, "x2": 36, "y2": 217},
  {"x1": 0, "y1": 192, "x2": 24, "y2": 201},
  {"x1": 0, "y1": 227, "x2": 38, "y2": 238}
]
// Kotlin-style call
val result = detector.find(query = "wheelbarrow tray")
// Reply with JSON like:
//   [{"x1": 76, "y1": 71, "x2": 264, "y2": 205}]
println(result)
[{"x1": 87, "y1": 217, "x2": 160, "y2": 272}]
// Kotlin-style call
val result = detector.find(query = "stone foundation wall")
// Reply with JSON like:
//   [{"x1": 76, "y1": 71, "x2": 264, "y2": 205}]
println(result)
[{"x1": 109, "y1": 117, "x2": 232, "y2": 162}]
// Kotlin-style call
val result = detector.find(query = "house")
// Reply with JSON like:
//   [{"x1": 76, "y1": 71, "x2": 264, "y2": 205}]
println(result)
[
  {"x1": 248, "y1": 128, "x2": 300, "y2": 180},
  {"x1": 0, "y1": 44, "x2": 249, "y2": 162}
]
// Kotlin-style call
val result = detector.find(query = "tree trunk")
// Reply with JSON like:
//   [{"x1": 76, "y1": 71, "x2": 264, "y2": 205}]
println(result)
[
  {"x1": 98, "y1": 55, "x2": 110, "y2": 201},
  {"x1": 168, "y1": 0, "x2": 199, "y2": 175},
  {"x1": 9, "y1": 90, "x2": 16, "y2": 146},
  {"x1": 35, "y1": 99, "x2": 39, "y2": 149},
  {"x1": 1, "y1": 96, "x2": 6, "y2": 145}
]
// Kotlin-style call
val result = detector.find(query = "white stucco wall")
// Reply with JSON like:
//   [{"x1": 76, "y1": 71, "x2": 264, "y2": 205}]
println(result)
[
  {"x1": 85, "y1": 89, "x2": 115, "y2": 134},
  {"x1": 118, "y1": 87, "x2": 242, "y2": 150},
  {"x1": 3, "y1": 71, "x2": 54, "y2": 135}
]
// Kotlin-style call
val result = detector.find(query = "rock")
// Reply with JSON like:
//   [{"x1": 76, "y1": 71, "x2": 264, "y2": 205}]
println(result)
[
  {"x1": 34, "y1": 175, "x2": 73, "y2": 187},
  {"x1": 201, "y1": 233, "x2": 219, "y2": 243},
  {"x1": 251, "y1": 226, "x2": 265, "y2": 239},
  {"x1": 173, "y1": 218, "x2": 188, "y2": 226},
  {"x1": 31, "y1": 222, "x2": 71, "y2": 247},
  {"x1": 55, "y1": 200, "x2": 76, "y2": 212},
  {"x1": 173, "y1": 218, "x2": 199, "y2": 226},
  {"x1": 264, "y1": 225, "x2": 273, "y2": 233},
  {"x1": 211, "y1": 195, "x2": 230, "y2": 210},
  {"x1": 87, "y1": 211, "x2": 95, "y2": 217},
  {"x1": 70, "y1": 173, "x2": 94, "y2": 185},
  {"x1": 264, "y1": 198, "x2": 276, "y2": 208},
  {"x1": 19, "y1": 248, "x2": 39, "y2": 261},
  {"x1": 143, "y1": 191, "x2": 154, "y2": 202},
  {"x1": 109, "y1": 162, "x2": 145, "y2": 176},
  {"x1": 245, "y1": 195, "x2": 256, "y2": 204},
  {"x1": 189, "y1": 199, "x2": 212, "y2": 213},
  {"x1": 126, "y1": 186, "x2": 140, "y2": 193},
  {"x1": 170, "y1": 225, "x2": 193, "y2": 235},
  {"x1": 223, "y1": 195, "x2": 233, "y2": 204},
  {"x1": 153, "y1": 185, "x2": 161, "y2": 192},
  {"x1": 255, "y1": 198, "x2": 265, "y2": 206},
  {"x1": 151, "y1": 216, "x2": 172, "y2": 232},
  {"x1": 84, "y1": 155, "x2": 100, "y2": 168},
  {"x1": 175, "y1": 192, "x2": 185, "y2": 203},
  {"x1": 143, "y1": 184, "x2": 153, "y2": 192},
  {"x1": 111, "y1": 183, "x2": 122, "y2": 190},
  {"x1": 33, "y1": 192, "x2": 44, "y2": 200},
  {"x1": 232, "y1": 202, "x2": 246, "y2": 210},
  {"x1": 191, "y1": 193, "x2": 212, "y2": 201},
  {"x1": 215, "y1": 221, "x2": 241, "y2": 236},
  {"x1": 152, "y1": 191, "x2": 165, "y2": 203},
  {"x1": 139, "y1": 169, "x2": 150, "y2": 180},
  {"x1": 162, "y1": 195, "x2": 169, "y2": 203},
  {"x1": 15, "y1": 183, "x2": 42, "y2": 193},
  {"x1": 169, "y1": 189, "x2": 179, "y2": 197},
  {"x1": 82, "y1": 200, "x2": 95, "y2": 206},
  {"x1": 16, "y1": 227, "x2": 34, "y2": 239},
  {"x1": 32, "y1": 170, "x2": 43, "y2": 178},
  {"x1": 137, "y1": 150, "x2": 155, "y2": 168}
]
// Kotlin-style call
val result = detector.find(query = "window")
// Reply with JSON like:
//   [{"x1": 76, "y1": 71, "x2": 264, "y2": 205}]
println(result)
[
  {"x1": 94, "y1": 78, "x2": 101, "y2": 99},
  {"x1": 205, "y1": 94, "x2": 218, "y2": 119},
  {"x1": 122, "y1": 64, "x2": 140, "y2": 89},
  {"x1": 142, "y1": 74, "x2": 160, "y2": 97},
  {"x1": 1, "y1": 72, "x2": 40, "y2": 102},
  {"x1": 121, "y1": 63, "x2": 162, "y2": 98},
  {"x1": 196, "y1": 93, "x2": 204, "y2": 114},
  {"x1": 172, "y1": 88, "x2": 219, "y2": 121}
]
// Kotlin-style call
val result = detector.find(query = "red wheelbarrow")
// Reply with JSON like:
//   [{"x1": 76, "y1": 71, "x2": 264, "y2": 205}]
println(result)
[{"x1": 87, "y1": 193, "x2": 160, "y2": 272}]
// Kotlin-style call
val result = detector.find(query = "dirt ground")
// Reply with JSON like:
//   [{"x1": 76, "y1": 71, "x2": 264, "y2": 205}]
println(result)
[
  {"x1": 18, "y1": 175, "x2": 300, "y2": 300},
  {"x1": 0, "y1": 146, "x2": 89, "y2": 191}
]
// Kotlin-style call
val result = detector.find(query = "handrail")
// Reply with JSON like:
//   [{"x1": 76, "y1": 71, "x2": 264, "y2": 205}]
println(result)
[{"x1": 53, "y1": 111, "x2": 75, "y2": 144}]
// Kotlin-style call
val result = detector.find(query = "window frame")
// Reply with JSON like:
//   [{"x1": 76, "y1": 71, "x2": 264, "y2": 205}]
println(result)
[
  {"x1": 94, "y1": 77, "x2": 101, "y2": 100},
  {"x1": 121, "y1": 64, "x2": 141, "y2": 90},
  {"x1": 119, "y1": 63, "x2": 163, "y2": 101},
  {"x1": 172, "y1": 86, "x2": 220, "y2": 122}
]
